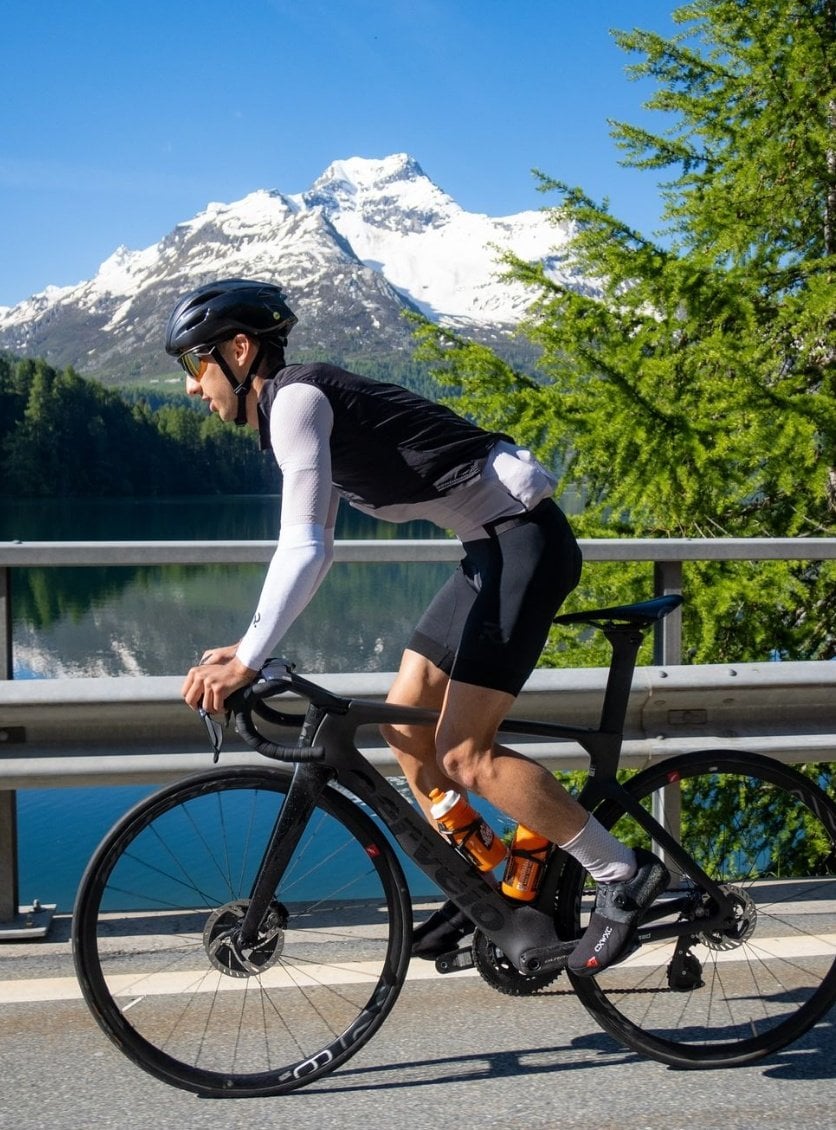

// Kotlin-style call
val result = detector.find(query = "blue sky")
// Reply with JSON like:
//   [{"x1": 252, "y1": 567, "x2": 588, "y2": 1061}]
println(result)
[{"x1": 0, "y1": 0, "x2": 681, "y2": 308}]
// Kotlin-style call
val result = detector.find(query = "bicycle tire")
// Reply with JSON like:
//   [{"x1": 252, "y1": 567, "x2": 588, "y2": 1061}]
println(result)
[
  {"x1": 556, "y1": 750, "x2": 836, "y2": 1068},
  {"x1": 72, "y1": 766, "x2": 411, "y2": 1097}
]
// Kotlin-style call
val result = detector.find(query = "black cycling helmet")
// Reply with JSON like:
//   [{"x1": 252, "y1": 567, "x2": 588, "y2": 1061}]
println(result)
[
  {"x1": 165, "y1": 279, "x2": 297, "y2": 425},
  {"x1": 164, "y1": 278, "x2": 297, "y2": 356}
]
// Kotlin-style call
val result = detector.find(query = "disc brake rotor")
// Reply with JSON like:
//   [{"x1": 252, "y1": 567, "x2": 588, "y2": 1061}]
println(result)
[
  {"x1": 203, "y1": 899, "x2": 288, "y2": 977},
  {"x1": 698, "y1": 885, "x2": 757, "y2": 951}
]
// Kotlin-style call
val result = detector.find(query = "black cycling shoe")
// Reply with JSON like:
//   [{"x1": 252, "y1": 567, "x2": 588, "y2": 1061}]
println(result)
[
  {"x1": 411, "y1": 901, "x2": 474, "y2": 959},
  {"x1": 568, "y1": 849, "x2": 670, "y2": 977}
]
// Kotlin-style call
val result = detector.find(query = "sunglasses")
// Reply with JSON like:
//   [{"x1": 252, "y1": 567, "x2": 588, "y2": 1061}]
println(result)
[{"x1": 178, "y1": 347, "x2": 214, "y2": 381}]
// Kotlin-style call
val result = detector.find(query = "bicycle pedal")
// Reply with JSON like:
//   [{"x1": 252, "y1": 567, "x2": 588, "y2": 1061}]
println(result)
[{"x1": 434, "y1": 947, "x2": 475, "y2": 974}]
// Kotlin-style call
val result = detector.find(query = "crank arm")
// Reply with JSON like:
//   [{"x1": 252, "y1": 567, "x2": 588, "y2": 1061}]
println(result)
[{"x1": 434, "y1": 947, "x2": 475, "y2": 975}]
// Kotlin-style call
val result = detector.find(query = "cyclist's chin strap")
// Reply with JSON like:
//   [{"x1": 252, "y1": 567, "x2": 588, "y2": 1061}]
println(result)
[{"x1": 214, "y1": 344, "x2": 266, "y2": 427}]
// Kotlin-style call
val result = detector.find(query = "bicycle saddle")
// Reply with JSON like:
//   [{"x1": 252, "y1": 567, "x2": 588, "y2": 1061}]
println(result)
[{"x1": 554, "y1": 594, "x2": 683, "y2": 629}]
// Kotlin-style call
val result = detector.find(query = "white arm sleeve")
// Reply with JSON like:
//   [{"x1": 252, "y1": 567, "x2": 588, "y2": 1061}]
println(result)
[{"x1": 236, "y1": 384, "x2": 339, "y2": 671}]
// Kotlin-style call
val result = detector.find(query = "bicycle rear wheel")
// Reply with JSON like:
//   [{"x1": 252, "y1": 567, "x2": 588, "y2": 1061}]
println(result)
[
  {"x1": 73, "y1": 767, "x2": 411, "y2": 1097},
  {"x1": 557, "y1": 750, "x2": 836, "y2": 1068}
]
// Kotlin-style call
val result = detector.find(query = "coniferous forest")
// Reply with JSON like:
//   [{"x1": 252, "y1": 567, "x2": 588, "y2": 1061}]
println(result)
[{"x1": 0, "y1": 354, "x2": 279, "y2": 497}]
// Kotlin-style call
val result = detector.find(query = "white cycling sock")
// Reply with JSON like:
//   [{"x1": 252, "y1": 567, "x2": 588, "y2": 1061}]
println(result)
[{"x1": 559, "y1": 815, "x2": 636, "y2": 883}]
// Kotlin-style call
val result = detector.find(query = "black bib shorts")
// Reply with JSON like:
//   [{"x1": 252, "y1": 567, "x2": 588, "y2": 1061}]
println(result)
[{"x1": 407, "y1": 499, "x2": 582, "y2": 696}]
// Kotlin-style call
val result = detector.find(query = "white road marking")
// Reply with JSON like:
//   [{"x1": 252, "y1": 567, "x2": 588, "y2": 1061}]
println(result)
[{"x1": 2, "y1": 933, "x2": 835, "y2": 1004}]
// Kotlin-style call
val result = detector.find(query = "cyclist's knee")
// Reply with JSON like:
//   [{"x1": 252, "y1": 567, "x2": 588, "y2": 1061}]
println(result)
[
  {"x1": 434, "y1": 680, "x2": 510, "y2": 790},
  {"x1": 437, "y1": 744, "x2": 494, "y2": 794}
]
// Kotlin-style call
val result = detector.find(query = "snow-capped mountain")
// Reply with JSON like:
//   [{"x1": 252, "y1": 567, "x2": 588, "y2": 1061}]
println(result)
[
  {"x1": 0, "y1": 154, "x2": 584, "y2": 382},
  {"x1": 298, "y1": 155, "x2": 580, "y2": 324}
]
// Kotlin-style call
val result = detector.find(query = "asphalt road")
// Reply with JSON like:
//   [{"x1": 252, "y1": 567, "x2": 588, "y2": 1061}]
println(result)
[{"x1": 2, "y1": 914, "x2": 834, "y2": 1130}]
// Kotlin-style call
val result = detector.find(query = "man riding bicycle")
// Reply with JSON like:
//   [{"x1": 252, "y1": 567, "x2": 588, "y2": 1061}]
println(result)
[{"x1": 168, "y1": 277, "x2": 668, "y2": 975}]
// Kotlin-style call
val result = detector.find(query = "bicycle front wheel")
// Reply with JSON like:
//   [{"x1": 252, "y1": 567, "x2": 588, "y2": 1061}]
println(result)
[
  {"x1": 557, "y1": 750, "x2": 836, "y2": 1068},
  {"x1": 73, "y1": 767, "x2": 411, "y2": 1097}
]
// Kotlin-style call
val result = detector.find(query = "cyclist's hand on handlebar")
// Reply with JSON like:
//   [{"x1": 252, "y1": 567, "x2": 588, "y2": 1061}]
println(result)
[{"x1": 181, "y1": 654, "x2": 257, "y2": 715}]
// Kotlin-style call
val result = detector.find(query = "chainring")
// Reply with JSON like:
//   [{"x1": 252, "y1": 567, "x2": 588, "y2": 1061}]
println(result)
[{"x1": 472, "y1": 928, "x2": 562, "y2": 996}]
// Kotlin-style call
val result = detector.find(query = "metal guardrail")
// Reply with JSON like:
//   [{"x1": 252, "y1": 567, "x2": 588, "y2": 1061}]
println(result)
[
  {"x1": 1, "y1": 535, "x2": 835, "y2": 935},
  {"x1": 2, "y1": 660, "x2": 835, "y2": 787}
]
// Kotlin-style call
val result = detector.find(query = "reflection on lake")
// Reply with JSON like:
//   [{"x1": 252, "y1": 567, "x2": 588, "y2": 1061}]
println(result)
[{"x1": 2, "y1": 496, "x2": 454, "y2": 677}]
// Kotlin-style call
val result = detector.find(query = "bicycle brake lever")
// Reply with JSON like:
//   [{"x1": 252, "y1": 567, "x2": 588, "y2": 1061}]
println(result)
[{"x1": 199, "y1": 708, "x2": 229, "y2": 763}]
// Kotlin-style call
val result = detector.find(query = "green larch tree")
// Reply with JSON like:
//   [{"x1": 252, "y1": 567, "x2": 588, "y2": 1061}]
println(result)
[{"x1": 413, "y1": 0, "x2": 835, "y2": 664}]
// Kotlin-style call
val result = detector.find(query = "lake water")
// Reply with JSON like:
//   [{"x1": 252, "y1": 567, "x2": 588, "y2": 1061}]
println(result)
[
  {"x1": 2, "y1": 495, "x2": 453, "y2": 679},
  {"x1": 2, "y1": 495, "x2": 504, "y2": 910}
]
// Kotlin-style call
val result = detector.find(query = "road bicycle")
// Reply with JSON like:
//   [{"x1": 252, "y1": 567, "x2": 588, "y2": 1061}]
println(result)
[{"x1": 72, "y1": 594, "x2": 836, "y2": 1097}]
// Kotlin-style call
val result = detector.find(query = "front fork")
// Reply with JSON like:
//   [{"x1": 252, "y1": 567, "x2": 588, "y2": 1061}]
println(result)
[{"x1": 237, "y1": 762, "x2": 335, "y2": 947}]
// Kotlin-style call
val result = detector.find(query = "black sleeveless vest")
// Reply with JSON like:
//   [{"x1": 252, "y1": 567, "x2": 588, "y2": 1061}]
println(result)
[{"x1": 258, "y1": 363, "x2": 511, "y2": 509}]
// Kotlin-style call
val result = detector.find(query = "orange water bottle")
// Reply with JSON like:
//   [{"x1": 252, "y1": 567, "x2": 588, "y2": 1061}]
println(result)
[
  {"x1": 429, "y1": 788, "x2": 508, "y2": 872},
  {"x1": 501, "y1": 824, "x2": 551, "y2": 901}
]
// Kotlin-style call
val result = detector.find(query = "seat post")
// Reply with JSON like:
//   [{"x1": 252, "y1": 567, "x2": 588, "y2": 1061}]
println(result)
[{"x1": 598, "y1": 626, "x2": 645, "y2": 734}]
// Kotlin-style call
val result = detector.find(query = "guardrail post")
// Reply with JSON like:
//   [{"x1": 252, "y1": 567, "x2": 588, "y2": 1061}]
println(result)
[
  {"x1": 0, "y1": 566, "x2": 10, "y2": 681},
  {"x1": 0, "y1": 567, "x2": 46, "y2": 936},
  {"x1": 652, "y1": 782, "x2": 684, "y2": 883},
  {"x1": 653, "y1": 560, "x2": 683, "y2": 665},
  {"x1": 651, "y1": 560, "x2": 684, "y2": 853},
  {"x1": 0, "y1": 791, "x2": 18, "y2": 923},
  {"x1": 0, "y1": 566, "x2": 18, "y2": 925}
]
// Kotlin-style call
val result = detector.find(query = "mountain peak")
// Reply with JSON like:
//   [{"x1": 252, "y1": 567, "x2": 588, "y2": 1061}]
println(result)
[
  {"x1": 300, "y1": 153, "x2": 459, "y2": 233},
  {"x1": 311, "y1": 153, "x2": 425, "y2": 194}
]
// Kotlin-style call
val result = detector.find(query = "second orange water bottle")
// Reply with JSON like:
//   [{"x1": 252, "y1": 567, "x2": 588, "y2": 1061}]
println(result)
[{"x1": 501, "y1": 824, "x2": 551, "y2": 901}]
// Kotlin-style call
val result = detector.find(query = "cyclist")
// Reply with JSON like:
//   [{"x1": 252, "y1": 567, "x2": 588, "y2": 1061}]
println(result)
[{"x1": 168, "y1": 278, "x2": 668, "y2": 976}]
